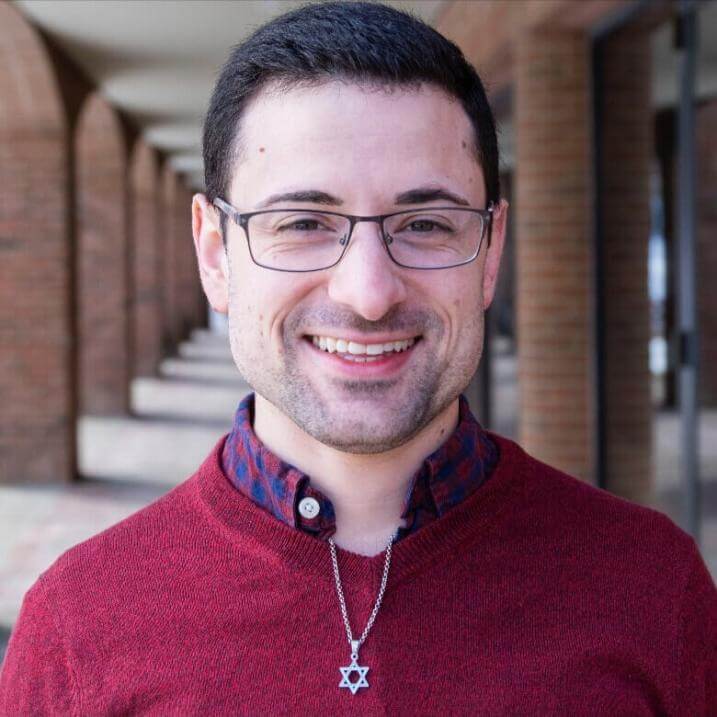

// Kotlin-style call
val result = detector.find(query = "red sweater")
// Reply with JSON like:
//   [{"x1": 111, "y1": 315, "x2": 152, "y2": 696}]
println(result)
[{"x1": 1, "y1": 434, "x2": 715, "y2": 716}]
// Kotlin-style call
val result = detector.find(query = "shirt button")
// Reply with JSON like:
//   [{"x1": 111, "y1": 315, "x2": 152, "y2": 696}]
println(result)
[{"x1": 298, "y1": 496, "x2": 321, "y2": 519}]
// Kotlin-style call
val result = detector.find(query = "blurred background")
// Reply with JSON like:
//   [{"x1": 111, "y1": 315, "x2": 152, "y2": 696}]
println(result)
[{"x1": 1, "y1": 0, "x2": 716, "y2": 660}]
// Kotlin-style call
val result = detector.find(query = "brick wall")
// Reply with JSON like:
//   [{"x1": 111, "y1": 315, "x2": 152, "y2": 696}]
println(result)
[
  {"x1": 174, "y1": 183, "x2": 195, "y2": 342},
  {"x1": 437, "y1": 0, "x2": 631, "y2": 97},
  {"x1": 515, "y1": 31, "x2": 595, "y2": 481},
  {"x1": 161, "y1": 166, "x2": 179, "y2": 353},
  {"x1": 1, "y1": 4, "x2": 214, "y2": 480},
  {"x1": 130, "y1": 140, "x2": 162, "y2": 377},
  {"x1": 0, "y1": 3, "x2": 75, "y2": 482},
  {"x1": 75, "y1": 94, "x2": 130, "y2": 415}
]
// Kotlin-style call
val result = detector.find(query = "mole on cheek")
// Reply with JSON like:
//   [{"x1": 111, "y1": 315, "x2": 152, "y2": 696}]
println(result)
[
  {"x1": 461, "y1": 140, "x2": 467, "y2": 149},
  {"x1": 259, "y1": 147, "x2": 265, "y2": 153}
]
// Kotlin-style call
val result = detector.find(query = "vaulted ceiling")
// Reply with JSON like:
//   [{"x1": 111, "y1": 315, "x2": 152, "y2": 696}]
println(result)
[
  {"x1": 13, "y1": 0, "x2": 717, "y2": 187},
  {"x1": 15, "y1": 0, "x2": 447, "y2": 189}
]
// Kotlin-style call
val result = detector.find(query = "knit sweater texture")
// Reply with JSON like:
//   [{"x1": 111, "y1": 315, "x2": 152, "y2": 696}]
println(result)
[{"x1": 1, "y1": 433, "x2": 715, "y2": 716}]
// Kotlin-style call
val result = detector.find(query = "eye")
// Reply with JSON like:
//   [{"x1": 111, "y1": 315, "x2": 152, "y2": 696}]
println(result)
[
  {"x1": 407, "y1": 219, "x2": 441, "y2": 232},
  {"x1": 279, "y1": 218, "x2": 322, "y2": 232},
  {"x1": 399, "y1": 217, "x2": 453, "y2": 234},
  {"x1": 270, "y1": 213, "x2": 344, "y2": 234}
]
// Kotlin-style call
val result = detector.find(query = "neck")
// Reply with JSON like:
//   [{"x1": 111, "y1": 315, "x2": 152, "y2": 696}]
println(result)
[{"x1": 253, "y1": 394, "x2": 459, "y2": 556}]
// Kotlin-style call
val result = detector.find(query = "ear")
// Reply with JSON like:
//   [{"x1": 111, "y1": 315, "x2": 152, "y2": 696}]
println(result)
[
  {"x1": 192, "y1": 193, "x2": 229, "y2": 314},
  {"x1": 482, "y1": 198, "x2": 508, "y2": 310}
]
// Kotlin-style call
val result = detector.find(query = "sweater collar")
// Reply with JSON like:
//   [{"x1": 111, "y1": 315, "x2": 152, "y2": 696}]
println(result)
[
  {"x1": 221, "y1": 393, "x2": 498, "y2": 541},
  {"x1": 198, "y1": 430, "x2": 525, "y2": 590}
]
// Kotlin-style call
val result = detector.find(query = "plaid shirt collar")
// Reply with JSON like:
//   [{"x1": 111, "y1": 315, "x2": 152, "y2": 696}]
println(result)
[{"x1": 221, "y1": 393, "x2": 499, "y2": 541}]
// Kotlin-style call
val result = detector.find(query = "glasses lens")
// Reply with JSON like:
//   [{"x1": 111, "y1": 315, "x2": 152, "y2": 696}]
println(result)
[
  {"x1": 247, "y1": 211, "x2": 351, "y2": 271},
  {"x1": 383, "y1": 208, "x2": 486, "y2": 269}
]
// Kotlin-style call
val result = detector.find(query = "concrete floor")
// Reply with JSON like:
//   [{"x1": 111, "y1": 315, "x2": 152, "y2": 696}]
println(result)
[{"x1": 1, "y1": 328, "x2": 715, "y2": 663}]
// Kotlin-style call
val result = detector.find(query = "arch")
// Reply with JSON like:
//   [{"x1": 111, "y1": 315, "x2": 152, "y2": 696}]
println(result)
[
  {"x1": 75, "y1": 92, "x2": 129, "y2": 414},
  {"x1": 0, "y1": 3, "x2": 73, "y2": 482}
]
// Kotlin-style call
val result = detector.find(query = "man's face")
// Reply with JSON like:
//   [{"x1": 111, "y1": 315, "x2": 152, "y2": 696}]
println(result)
[{"x1": 197, "y1": 81, "x2": 505, "y2": 453}]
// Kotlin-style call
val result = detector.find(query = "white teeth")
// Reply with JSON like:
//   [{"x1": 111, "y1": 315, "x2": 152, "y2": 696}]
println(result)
[{"x1": 309, "y1": 335, "x2": 418, "y2": 356}]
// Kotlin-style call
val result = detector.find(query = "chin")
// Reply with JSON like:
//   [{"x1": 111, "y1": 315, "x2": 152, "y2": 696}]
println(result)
[
  {"x1": 304, "y1": 425, "x2": 419, "y2": 455},
  {"x1": 295, "y1": 401, "x2": 434, "y2": 454}
]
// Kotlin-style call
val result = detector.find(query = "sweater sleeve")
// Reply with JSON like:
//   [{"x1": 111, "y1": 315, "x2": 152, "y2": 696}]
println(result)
[
  {"x1": 673, "y1": 542, "x2": 717, "y2": 717},
  {"x1": 0, "y1": 579, "x2": 79, "y2": 717}
]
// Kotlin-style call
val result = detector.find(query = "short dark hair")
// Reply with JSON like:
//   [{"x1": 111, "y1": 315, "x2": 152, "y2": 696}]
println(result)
[{"x1": 203, "y1": 1, "x2": 499, "y2": 211}]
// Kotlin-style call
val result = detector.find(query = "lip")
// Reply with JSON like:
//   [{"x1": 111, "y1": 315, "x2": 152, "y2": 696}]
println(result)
[{"x1": 300, "y1": 335, "x2": 421, "y2": 379}]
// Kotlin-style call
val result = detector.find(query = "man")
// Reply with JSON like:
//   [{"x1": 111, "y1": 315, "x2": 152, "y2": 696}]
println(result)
[{"x1": 1, "y1": 2, "x2": 715, "y2": 715}]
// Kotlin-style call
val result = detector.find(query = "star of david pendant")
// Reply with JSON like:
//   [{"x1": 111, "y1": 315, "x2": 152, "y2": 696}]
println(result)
[{"x1": 339, "y1": 644, "x2": 369, "y2": 695}]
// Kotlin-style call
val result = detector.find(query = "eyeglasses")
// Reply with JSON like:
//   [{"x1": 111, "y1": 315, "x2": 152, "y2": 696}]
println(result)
[{"x1": 213, "y1": 197, "x2": 494, "y2": 272}]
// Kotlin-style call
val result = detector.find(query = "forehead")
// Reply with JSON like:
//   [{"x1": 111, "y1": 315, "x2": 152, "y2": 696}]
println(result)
[{"x1": 230, "y1": 81, "x2": 485, "y2": 206}]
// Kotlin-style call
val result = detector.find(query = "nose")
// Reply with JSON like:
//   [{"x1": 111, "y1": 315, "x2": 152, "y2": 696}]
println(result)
[{"x1": 326, "y1": 220, "x2": 407, "y2": 321}]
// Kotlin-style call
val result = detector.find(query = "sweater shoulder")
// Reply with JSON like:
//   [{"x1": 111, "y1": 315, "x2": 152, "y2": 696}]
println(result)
[
  {"x1": 491, "y1": 434, "x2": 697, "y2": 564},
  {"x1": 36, "y1": 470, "x2": 204, "y2": 592}
]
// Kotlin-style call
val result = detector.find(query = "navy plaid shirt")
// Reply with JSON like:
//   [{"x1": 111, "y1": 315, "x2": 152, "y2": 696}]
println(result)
[{"x1": 221, "y1": 393, "x2": 499, "y2": 541}]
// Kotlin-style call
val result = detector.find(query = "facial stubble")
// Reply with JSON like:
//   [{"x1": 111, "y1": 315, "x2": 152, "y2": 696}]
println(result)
[{"x1": 227, "y1": 269, "x2": 484, "y2": 454}]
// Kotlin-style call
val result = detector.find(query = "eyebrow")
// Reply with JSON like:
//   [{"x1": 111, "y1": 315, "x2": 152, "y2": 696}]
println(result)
[
  {"x1": 254, "y1": 185, "x2": 471, "y2": 210},
  {"x1": 256, "y1": 190, "x2": 343, "y2": 209},
  {"x1": 394, "y1": 187, "x2": 470, "y2": 206}
]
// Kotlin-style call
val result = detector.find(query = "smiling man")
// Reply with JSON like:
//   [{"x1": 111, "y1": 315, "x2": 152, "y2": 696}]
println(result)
[
  {"x1": 1, "y1": 2, "x2": 715, "y2": 715},
  {"x1": 202, "y1": 77, "x2": 503, "y2": 557}
]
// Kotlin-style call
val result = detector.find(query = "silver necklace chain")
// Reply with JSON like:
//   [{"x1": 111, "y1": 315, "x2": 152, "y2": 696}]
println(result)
[{"x1": 329, "y1": 530, "x2": 398, "y2": 694}]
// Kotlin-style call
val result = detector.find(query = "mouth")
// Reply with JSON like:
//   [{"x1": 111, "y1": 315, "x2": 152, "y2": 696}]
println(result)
[{"x1": 306, "y1": 334, "x2": 420, "y2": 362}]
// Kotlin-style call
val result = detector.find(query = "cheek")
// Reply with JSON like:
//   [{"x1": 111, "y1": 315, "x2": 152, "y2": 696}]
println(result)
[
  {"x1": 229, "y1": 266, "x2": 317, "y2": 352},
  {"x1": 434, "y1": 271, "x2": 482, "y2": 318},
  {"x1": 227, "y1": 268, "x2": 272, "y2": 350},
  {"x1": 445, "y1": 276, "x2": 484, "y2": 349}
]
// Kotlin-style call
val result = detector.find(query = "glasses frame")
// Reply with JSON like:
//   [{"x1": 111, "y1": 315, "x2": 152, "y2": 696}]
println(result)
[{"x1": 213, "y1": 197, "x2": 495, "y2": 273}]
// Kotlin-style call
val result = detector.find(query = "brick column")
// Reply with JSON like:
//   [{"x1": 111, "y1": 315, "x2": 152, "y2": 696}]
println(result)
[
  {"x1": 175, "y1": 183, "x2": 194, "y2": 341},
  {"x1": 0, "y1": 4, "x2": 75, "y2": 483},
  {"x1": 600, "y1": 29, "x2": 653, "y2": 502},
  {"x1": 697, "y1": 100, "x2": 717, "y2": 407},
  {"x1": 75, "y1": 93, "x2": 129, "y2": 415},
  {"x1": 161, "y1": 166, "x2": 179, "y2": 353},
  {"x1": 130, "y1": 140, "x2": 162, "y2": 377},
  {"x1": 515, "y1": 31, "x2": 594, "y2": 481}
]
